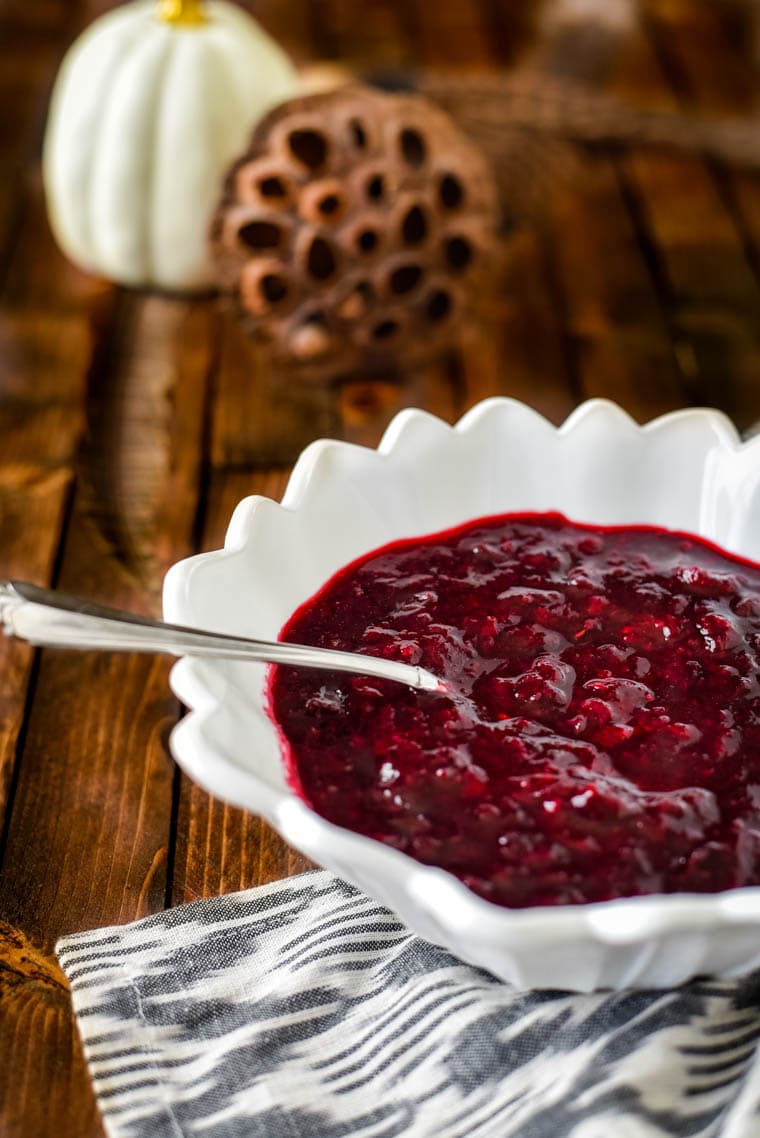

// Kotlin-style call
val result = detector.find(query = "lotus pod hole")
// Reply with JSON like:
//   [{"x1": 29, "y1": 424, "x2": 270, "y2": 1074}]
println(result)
[
  {"x1": 400, "y1": 128, "x2": 427, "y2": 168},
  {"x1": 306, "y1": 236, "x2": 337, "y2": 281},
  {"x1": 402, "y1": 205, "x2": 427, "y2": 245},
  {"x1": 445, "y1": 236, "x2": 473, "y2": 272},
  {"x1": 238, "y1": 219, "x2": 282, "y2": 250},
  {"x1": 358, "y1": 229, "x2": 378, "y2": 253},
  {"x1": 260, "y1": 175, "x2": 288, "y2": 199},
  {"x1": 288, "y1": 128, "x2": 328, "y2": 169},
  {"x1": 389, "y1": 263, "x2": 423, "y2": 295},
  {"x1": 367, "y1": 174, "x2": 386, "y2": 201},
  {"x1": 261, "y1": 274, "x2": 289, "y2": 302},
  {"x1": 373, "y1": 319, "x2": 399, "y2": 340},
  {"x1": 426, "y1": 290, "x2": 452, "y2": 322},
  {"x1": 439, "y1": 173, "x2": 464, "y2": 210}
]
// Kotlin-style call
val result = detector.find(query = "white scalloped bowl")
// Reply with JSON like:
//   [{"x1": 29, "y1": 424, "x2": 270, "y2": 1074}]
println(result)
[{"x1": 164, "y1": 398, "x2": 760, "y2": 992}]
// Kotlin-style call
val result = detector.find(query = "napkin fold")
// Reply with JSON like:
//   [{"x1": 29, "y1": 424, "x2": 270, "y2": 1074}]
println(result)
[{"x1": 57, "y1": 870, "x2": 760, "y2": 1138}]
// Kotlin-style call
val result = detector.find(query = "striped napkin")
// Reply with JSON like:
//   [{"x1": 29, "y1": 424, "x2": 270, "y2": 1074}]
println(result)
[{"x1": 57, "y1": 870, "x2": 760, "y2": 1138}]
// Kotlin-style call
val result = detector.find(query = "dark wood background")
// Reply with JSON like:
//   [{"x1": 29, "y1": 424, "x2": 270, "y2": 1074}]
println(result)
[{"x1": 2, "y1": 1, "x2": 760, "y2": 1133}]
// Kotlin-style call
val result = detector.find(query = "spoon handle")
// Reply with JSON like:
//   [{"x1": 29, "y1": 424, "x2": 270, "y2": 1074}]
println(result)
[{"x1": 0, "y1": 581, "x2": 443, "y2": 693}]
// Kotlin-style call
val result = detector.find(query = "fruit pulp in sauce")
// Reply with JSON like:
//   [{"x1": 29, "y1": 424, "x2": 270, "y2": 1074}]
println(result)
[{"x1": 269, "y1": 513, "x2": 760, "y2": 908}]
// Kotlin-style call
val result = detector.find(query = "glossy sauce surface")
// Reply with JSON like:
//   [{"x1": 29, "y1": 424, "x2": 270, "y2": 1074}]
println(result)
[{"x1": 270, "y1": 514, "x2": 760, "y2": 907}]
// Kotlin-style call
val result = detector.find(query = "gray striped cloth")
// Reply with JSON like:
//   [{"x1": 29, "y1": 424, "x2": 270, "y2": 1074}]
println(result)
[{"x1": 57, "y1": 870, "x2": 760, "y2": 1138}]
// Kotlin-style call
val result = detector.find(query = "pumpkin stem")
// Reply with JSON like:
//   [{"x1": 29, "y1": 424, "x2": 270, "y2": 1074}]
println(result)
[{"x1": 157, "y1": 0, "x2": 207, "y2": 25}]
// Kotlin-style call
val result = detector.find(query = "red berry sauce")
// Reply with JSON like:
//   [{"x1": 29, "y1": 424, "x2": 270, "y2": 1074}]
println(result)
[{"x1": 270, "y1": 513, "x2": 760, "y2": 908}]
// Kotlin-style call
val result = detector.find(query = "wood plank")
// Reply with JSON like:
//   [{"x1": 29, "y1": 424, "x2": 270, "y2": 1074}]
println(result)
[
  {"x1": 636, "y1": 33, "x2": 760, "y2": 425},
  {"x1": 626, "y1": 149, "x2": 760, "y2": 311},
  {"x1": 171, "y1": 468, "x2": 313, "y2": 905},
  {"x1": 476, "y1": 0, "x2": 543, "y2": 70},
  {"x1": 0, "y1": 293, "x2": 213, "y2": 1138},
  {"x1": 627, "y1": 4, "x2": 760, "y2": 428},
  {"x1": 416, "y1": 0, "x2": 579, "y2": 420},
  {"x1": 300, "y1": 0, "x2": 410, "y2": 67},
  {"x1": 0, "y1": 293, "x2": 213, "y2": 946},
  {"x1": 0, "y1": 923, "x2": 103, "y2": 1138},
  {"x1": 0, "y1": 170, "x2": 109, "y2": 846},
  {"x1": 173, "y1": 784, "x2": 314, "y2": 902},
  {"x1": 0, "y1": 160, "x2": 22, "y2": 273},
  {"x1": 0, "y1": 1, "x2": 71, "y2": 35},
  {"x1": 404, "y1": 0, "x2": 531, "y2": 415},
  {"x1": 80, "y1": 294, "x2": 216, "y2": 604},
  {"x1": 211, "y1": 311, "x2": 337, "y2": 469},
  {"x1": 232, "y1": 0, "x2": 317, "y2": 66},
  {"x1": 0, "y1": 41, "x2": 59, "y2": 273},
  {"x1": 552, "y1": 165, "x2": 664, "y2": 337},
  {"x1": 547, "y1": 149, "x2": 685, "y2": 421},
  {"x1": 641, "y1": 0, "x2": 758, "y2": 111},
  {"x1": 0, "y1": 0, "x2": 212, "y2": 927},
  {"x1": 458, "y1": 230, "x2": 577, "y2": 423},
  {"x1": 0, "y1": 305, "x2": 94, "y2": 472},
  {"x1": 641, "y1": 2, "x2": 760, "y2": 431},
  {"x1": 0, "y1": 255, "x2": 96, "y2": 665},
  {"x1": 575, "y1": 8, "x2": 760, "y2": 430},
  {"x1": 0, "y1": 471, "x2": 71, "y2": 823},
  {"x1": 0, "y1": 14, "x2": 111, "y2": 1132},
  {"x1": 726, "y1": 167, "x2": 760, "y2": 283},
  {"x1": 406, "y1": 0, "x2": 497, "y2": 67},
  {"x1": 534, "y1": 14, "x2": 694, "y2": 423},
  {"x1": 0, "y1": 41, "x2": 61, "y2": 149},
  {"x1": 336, "y1": 360, "x2": 460, "y2": 447}
]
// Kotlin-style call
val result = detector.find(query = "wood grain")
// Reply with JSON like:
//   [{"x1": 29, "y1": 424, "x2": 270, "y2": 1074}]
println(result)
[
  {"x1": 0, "y1": 174, "x2": 106, "y2": 834},
  {"x1": 549, "y1": 153, "x2": 685, "y2": 420},
  {"x1": 0, "y1": 470, "x2": 70, "y2": 821},
  {"x1": 0, "y1": 10, "x2": 110, "y2": 1135},
  {"x1": 211, "y1": 310, "x2": 337, "y2": 469},
  {"x1": 458, "y1": 229, "x2": 577, "y2": 423},
  {"x1": 644, "y1": 2, "x2": 760, "y2": 430},
  {"x1": 620, "y1": 6, "x2": 760, "y2": 427},
  {"x1": 170, "y1": 469, "x2": 313, "y2": 906},
  {"x1": 0, "y1": 923, "x2": 101, "y2": 1138},
  {"x1": 0, "y1": 290, "x2": 214, "y2": 945},
  {"x1": 408, "y1": 0, "x2": 497, "y2": 67},
  {"x1": 0, "y1": 283, "x2": 213, "y2": 1135}
]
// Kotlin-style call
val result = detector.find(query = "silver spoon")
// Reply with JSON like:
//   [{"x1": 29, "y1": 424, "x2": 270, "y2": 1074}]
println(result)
[{"x1": 0, "y1": 581, "x2": 444, "y2": 693}]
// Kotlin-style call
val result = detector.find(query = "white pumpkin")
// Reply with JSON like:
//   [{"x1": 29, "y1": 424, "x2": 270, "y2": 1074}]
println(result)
[{"x1": 43, "y1": 0, "x2": 300, "y2": 291}]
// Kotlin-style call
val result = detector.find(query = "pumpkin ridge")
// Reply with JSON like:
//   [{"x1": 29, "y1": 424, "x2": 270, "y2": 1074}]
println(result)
[
  {"x1": 48, "y1": 13, "x2": 145, "y2": 265},
  {"x1": 147, "y1": 32, "x2": 185, "y2": 285},
  {"x1": 90, "y1": 25, "x2": 171, "y2": 280},
  {"x1": 181, "y1": 29, "x2": 246, "y2": 287},
  {"x1": 89, "y1": 26, "x2": 146, "y2": 259}
]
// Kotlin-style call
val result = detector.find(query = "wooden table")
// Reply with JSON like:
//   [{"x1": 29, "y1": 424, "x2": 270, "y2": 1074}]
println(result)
[{"x1": 3, "y1": 2, "x2": 760, "y2": 1134}]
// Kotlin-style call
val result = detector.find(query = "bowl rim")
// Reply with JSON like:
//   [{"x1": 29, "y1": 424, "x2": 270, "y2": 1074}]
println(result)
[{"x1": 164, "y1": 396, "x2": 760, "y2": 951}]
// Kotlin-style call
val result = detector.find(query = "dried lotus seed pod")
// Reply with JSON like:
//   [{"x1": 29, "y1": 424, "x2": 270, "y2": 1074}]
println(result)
[{"x1": 211, "y1": 84, "x2": 499, "y2": 382}]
